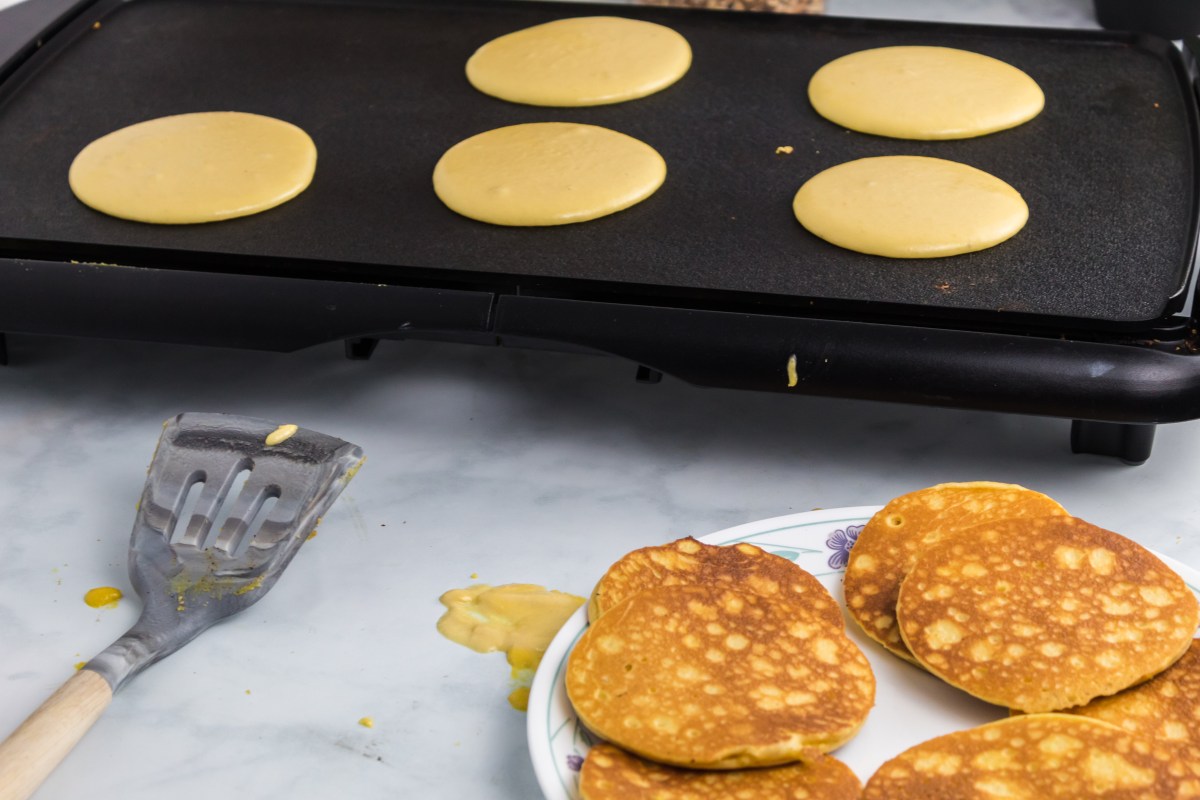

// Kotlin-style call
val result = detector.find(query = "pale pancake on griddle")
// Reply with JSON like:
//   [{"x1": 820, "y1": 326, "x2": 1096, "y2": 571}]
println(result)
[
  {"x1": 1066, "y1": 638, "x2": 1200, "y2": 778},
  {"x1": 862, "y1": 714, "x2": 1191, "y2": 799},
  {"x1": 897, "y1": 516, "x2": 1199, "y2": 712},
  {"x1": 580, "y1": 742, "x2": 861, "y2": 800},
  {"x1": 588, "y1": 536, "x2": 840, "y2": 627},
  {"x1": 844, "y1": 482, "x2": 1066, "y2": 663},
  {"x1": 567, "y1": 584, "x2": 875, "y2": 769}
]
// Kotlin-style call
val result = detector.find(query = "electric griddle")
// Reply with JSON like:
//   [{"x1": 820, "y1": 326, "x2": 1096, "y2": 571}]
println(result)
[{"x1": 0, "y1": 0, "x2": 1198, "y2": 463}]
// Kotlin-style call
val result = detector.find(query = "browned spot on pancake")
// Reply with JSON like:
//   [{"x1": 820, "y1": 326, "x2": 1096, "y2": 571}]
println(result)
[
  {"x1": 897, "y1": 517, "x2": 1198, "y2": 712},
  {"x1": 567, "y1": 584, "x2": 875, "y2": 768},
  {"x1": 589, "y1": 536, "x2": 840, "y2": 628},
  {"x1": 862, "y1": 714, "x2": 1188, "y2": 799},
  {"x1": 580, "y1": 742, "x2": 861, "y2": 799},
  {"x1": 1065, "y1": 638, "x2": 1200, "y2": 778},
  {"x1": 844, "y1": 482, "x2": 1066, "y2": 664}
]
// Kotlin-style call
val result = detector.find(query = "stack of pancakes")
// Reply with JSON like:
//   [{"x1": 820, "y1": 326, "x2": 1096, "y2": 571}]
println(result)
[
  {"x1": 845, "y1": 482, "x2": 1200, "y2": 795},
  {"x1": 567, "y1": 537, "x2": 869, "y2": 798}
]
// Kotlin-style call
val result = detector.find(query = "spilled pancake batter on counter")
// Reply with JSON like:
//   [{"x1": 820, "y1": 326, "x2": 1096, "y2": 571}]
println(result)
[{"x1": 437, "y1": 582, "x2": 584, "y2": 710}]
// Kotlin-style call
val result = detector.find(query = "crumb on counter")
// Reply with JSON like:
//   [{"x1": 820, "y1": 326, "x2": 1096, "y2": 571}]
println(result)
[
  {"x1": 358, "y1": 716, "x2": 375, "y2": 728},
  {"x1": 775, "y1": 145, "x2": 794, "y2": 155}
]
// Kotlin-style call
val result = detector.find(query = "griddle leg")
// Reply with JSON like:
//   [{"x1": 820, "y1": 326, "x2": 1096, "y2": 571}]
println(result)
[
  {"x1": 344, "y1": 337, "x2": 380, "y2": 361},
  {"x1": 1070, "y1": 420, "x2": 1156, "y2": 465}
]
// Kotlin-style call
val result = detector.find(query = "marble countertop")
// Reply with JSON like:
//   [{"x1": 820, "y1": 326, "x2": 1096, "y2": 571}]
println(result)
[{"x1": 2, "y1": 0, "x2": 1197, "y2": 797}]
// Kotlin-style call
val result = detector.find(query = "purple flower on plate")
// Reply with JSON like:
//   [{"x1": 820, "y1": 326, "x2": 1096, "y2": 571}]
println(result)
[
  {"x1": 826, "y1": 524, "x2": 863, "y2": 570},
  {"x1": 566, "y1": 754, "x2": 585, "y2": 772}
]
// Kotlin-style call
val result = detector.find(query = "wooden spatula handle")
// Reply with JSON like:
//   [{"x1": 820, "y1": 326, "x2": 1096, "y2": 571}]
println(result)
[{"x1": 0, "y1": 669, "x2": 113, "y2": 800}]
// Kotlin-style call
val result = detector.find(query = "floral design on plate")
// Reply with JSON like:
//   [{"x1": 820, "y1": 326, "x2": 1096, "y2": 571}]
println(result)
[{"x1": 826, "y1": 524, "x2": 863, "y2": 570}]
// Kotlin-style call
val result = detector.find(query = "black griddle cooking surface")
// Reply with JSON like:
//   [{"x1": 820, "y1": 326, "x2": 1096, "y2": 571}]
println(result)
[{"x1": 0, "y1": 0, "x2": 1195, "y2": 328}]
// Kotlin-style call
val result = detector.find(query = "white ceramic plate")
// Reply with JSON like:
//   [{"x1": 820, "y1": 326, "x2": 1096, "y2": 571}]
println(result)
[{"x1": 526, "y1": 506, "x2": 1200, "y2": 799}]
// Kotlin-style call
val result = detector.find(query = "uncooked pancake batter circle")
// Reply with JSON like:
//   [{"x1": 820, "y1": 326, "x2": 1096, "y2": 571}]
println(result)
[
  {"x1": 792, "y1": 156, "x2": 1028, "y2": 258},
  {"x1": 466, "y1": 16, "x2": 691, "y2": 107},
  {"x1": 433, "y1": 122, "x2": 666, "y2": 226},
  {"x1": 68, "y1": 111, "x2": 316, "y2": 224},
  {"x1": 808, "y1": 46, "x2": 1044, "y2": 140}
]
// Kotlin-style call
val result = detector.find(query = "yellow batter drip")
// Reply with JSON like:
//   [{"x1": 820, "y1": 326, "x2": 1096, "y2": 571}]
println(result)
[
  {"x1": 808, "y1": 46, "x2": 1044, "y2": 140},
  {"x1": 69, "y1": 111, "x2": 317, "y2": 224},
  {"x1": 437, "y1": 583, "x2": 584, "y2": 710},
  {"x1": 466, "y1": 16, "x2": 691, "y2": 107},
  {"x1": 433, "y1": 122, "x2": 666, "y2": 227},
  {"x1": 83, "y1": 586, "x2": 122, "y2": 608},
  {"x1": 793, "y1": 156, "x2": 1028, "y2": 258},
  {"x1": 265, "y1": 424, "x2": 298, "y2": 446}
]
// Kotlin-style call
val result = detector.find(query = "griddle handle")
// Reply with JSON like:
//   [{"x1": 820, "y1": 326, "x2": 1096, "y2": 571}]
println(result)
[{"x1": 496, "y1": 295, "x2": 1200, "y2": 465}]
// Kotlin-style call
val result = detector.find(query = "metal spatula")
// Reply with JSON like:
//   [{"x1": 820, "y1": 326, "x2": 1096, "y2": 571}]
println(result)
[{"x1": 0, "y1": 412, "x2": 364, "y2": 800}]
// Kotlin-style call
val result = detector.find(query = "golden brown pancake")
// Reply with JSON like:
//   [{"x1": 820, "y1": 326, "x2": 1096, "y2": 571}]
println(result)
[
  {"x1": 588, "y1": 536, "x2": 840, "y2": 627},
  {"x1": 897, "y1": 516, "x2": 1199, "y2": 712},
  {"x1": 1066, "y1": 638, "x2": 1200, "y2": 777},
  {"x1": 862, "y1": 714, "x2": 1192, "y2": 799},
  {"x1": 580, "y1": 742, "x2": 862, "y2": 799},
  {"x1": 844, "y1": 482, "x2": 1066, "y2": 663},
  {"x1": 567, "y1": 584, "x2": 874, "y2": 769}
]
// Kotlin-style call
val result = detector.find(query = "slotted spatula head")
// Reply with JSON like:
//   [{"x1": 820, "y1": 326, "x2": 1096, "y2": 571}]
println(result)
[{"x1": 86, "y1": 412, "x2": 364, "y2": 691}]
